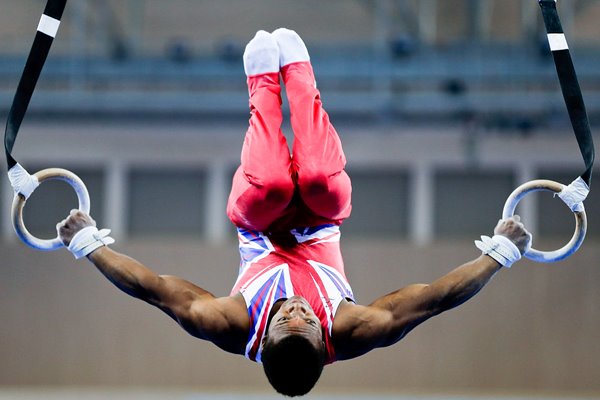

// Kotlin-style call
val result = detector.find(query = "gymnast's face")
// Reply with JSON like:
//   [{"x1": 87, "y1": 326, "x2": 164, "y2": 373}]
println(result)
[{"x1": 265, "y1": 296, "x2": 324, "y2": 349}]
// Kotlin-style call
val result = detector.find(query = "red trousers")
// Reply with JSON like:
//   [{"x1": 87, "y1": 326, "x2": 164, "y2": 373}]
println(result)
[{"x1": 227, "y1": 62, "x2": 352, "y2": 232}]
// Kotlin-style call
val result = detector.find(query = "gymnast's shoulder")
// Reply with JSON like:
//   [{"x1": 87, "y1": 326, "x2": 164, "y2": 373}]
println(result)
[{"x1": 331, "y1": 299, "x2": 393, "y2": 360}]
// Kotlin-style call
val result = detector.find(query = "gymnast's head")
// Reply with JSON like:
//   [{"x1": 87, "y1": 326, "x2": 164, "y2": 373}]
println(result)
[{"x1": 261, "y1": 296, "x2": 326, "y2": 397}]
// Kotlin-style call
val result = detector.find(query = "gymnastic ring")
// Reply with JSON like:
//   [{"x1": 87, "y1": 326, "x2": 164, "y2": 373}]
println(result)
[
  {"x1": 11, "y1": 168, "x2": 90, "y2": 251},
  {"x1": 502, "y1": 179, "x2": 587, "y2": 263}
]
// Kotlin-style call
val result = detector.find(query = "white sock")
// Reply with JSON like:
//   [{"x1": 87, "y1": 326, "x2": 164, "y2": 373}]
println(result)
[
  {"x1": 272, "y1": 28, "x2": 310, "y2": 67},
  {"x1": 243, "y1": 30, "x2": 280, "y2": 77}
]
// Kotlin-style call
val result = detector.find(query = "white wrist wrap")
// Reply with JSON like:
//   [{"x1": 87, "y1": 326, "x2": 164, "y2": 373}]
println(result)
[
  {"x1": 475, "y1": 234, "x2": 521, "y2": 268},
  {"x1": 68, "y1": 226, "x2": 115, "y2": 259},
  {"x1": 8, "y1": 163, "x2": 39, "y2": 199},
  {"x1": 556, "y1": 176, "x2": 589, "y2": 212}
]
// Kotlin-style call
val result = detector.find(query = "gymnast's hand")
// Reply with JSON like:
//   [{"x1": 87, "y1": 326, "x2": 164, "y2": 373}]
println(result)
[
  {"x1": 57, "y1": 209, "x2": 96, "y2": 247},
  {"x1": 493, "y1": 215, "x2": 532, "y2": 255}
]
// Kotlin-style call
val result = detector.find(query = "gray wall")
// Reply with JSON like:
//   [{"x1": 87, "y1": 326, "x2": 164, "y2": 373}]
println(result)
[
  {"x1": 4, "y1": 122, "x2": 598, "y2": 244},
  {"x1": 1, "y1": 238, "x2": 599, "y2": 394},
  {"x1": 2, "y1": 122, "x2": 598, "y2": 395}
]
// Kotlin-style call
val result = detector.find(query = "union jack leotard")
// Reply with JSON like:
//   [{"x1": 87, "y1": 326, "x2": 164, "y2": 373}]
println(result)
[{"x1": 230, "y1": 224, "x2": 355, "y2": 364}]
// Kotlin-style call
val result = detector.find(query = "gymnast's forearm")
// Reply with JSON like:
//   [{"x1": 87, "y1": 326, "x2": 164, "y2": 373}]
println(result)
[
  {"x1": 362, "y1": 255, "x2": 501, "y2": 346},
  {"x1": 86, "y1": 246, "x2": 164, "y2": 302},
  {"x1": 427, "y1": 255, "x2": 502, "y2": 315},
  {"x1": 87, "y1": 246, "x2": 214, "y2": 315}
]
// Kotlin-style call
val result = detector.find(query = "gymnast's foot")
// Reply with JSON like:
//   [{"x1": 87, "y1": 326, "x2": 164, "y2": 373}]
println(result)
[
  {"x1": 272, "y1": 28, "x2": 316, "y2": 87},
  {"x1": 272, "y1": 28, "x2": 310, "y2": 67},
  {"x1": 243, "y1": 30, "x2": 280, "y2": 77}
]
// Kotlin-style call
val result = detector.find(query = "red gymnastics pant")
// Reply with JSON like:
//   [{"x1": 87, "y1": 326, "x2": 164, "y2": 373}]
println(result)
[{"x1": 227, "y1": 62, "x2": 352, "y2": 232}]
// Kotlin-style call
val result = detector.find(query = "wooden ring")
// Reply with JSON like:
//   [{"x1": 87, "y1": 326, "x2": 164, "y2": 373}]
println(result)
[
  {"x1": 502, "y1": 179, "x2": 587, "y2": 263},
  {"x1": 11, "y1": 168, "x2": 90, "y2": 251}
]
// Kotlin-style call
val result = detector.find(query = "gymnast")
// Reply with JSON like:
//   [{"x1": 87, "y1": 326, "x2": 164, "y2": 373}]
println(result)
[{"x1": 57, "y1": 29, "x2": 532, "y2": 397}]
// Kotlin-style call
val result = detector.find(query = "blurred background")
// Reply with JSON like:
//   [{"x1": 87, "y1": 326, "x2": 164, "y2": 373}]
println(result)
[{"x1": 1, "y1": 1, "x2": 599, "y2": 399}]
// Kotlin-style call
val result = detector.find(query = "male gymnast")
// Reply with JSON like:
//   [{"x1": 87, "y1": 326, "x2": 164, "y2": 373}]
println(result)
[{"x1": 57, "y1": 29, "x2": 532, "y2": 397}]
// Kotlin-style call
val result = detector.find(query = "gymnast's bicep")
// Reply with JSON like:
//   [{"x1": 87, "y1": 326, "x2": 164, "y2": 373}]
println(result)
[
  {"x1": 332, "y1": 303, "x2": 394, "y2": 360},
  {"x1": 156, "y1": 286, "x2": 249, "y2": 354},
  {"x1": 333, "y1": 286, "x2": 437, "y2": 359}
]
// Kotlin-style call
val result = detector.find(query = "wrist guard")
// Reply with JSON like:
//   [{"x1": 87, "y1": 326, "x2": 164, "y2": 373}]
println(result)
[
  {"x1": 68, "y1": 226, "x2": 115, "y2": 259},
  {"x1": 475, "y1": 234, "x2": 521, "y2": 268}
]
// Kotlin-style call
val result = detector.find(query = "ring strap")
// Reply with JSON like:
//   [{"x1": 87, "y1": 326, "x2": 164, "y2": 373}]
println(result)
[
  {"x1": 539, "y1": 0, "x2": 595, "y2": 188},
  {"x1": 4, "y1": 0, "x2": 67, "y2": 171}
]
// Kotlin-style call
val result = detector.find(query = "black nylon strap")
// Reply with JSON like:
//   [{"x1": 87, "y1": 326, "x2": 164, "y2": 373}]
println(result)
[
  {"x1": 539, "y1": 0, "x2": 595, "y2": 187},
  {"x1": 4, "y1": 0, "x2": 67, "y2": 170}
]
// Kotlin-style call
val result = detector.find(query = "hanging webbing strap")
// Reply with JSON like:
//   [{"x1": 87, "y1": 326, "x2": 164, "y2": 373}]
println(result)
[
  {"x1": 4, "y1": 0, "x2": 67, "y2": 172},
  {"x1": 3, "y1": 0, "x2": 100, "y2": 252},
  {"x1": 539, "y1": 0, "x2": 595, "y2": 191}
]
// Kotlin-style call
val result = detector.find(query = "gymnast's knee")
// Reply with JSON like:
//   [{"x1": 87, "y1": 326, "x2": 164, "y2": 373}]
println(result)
[
  {"x1": 298, "y1": 168, "x2": 352, "y2": 218},
  {"x1": 227, "y1": 172, "x2": 294, "y2": 230},
  {"x1": 298, "y1": 168, "x2": 335, "y2": 197},
  {"x1": 254, "y1": 173, "x2": 295, "y2": 206}
]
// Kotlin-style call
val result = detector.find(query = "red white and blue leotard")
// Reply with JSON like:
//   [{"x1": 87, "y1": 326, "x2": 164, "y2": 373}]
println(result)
[
  {"x1": 230, "y1": 224, "x2": 355, "y2": 364},
  {"x1": 227, "y1": 62, "x2": 354, "y2": 364}
]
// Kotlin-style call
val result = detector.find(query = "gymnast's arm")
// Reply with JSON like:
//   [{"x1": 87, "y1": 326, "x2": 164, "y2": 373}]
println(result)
[
  {"x1": 58, "y1": 211, "x2": 248, "y2": 354},
  {"x1": 333, "y1": 217, "x2": 531, "y2": 360}
]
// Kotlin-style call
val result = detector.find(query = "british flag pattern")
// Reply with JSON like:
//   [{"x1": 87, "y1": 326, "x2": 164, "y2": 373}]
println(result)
[{"x1": 230, "y1": 224, "x2": 355, "y2": 364}]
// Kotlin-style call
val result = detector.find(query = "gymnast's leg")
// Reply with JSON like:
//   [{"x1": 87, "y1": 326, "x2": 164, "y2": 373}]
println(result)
[
  {"x1": 273, "y1": 28, "x2": 352, "y2": 222},
  {"x1": 226, "y1": 31, "x2": 294, "y2": 232}
]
